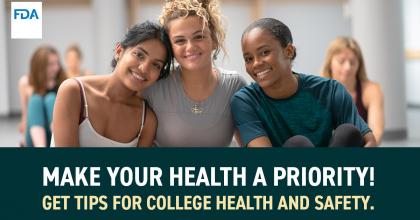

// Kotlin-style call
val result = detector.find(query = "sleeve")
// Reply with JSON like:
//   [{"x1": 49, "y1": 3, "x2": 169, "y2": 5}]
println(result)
[
  {"x1": 235, "y1": 74, "x2": 248, "y2": 91},
  {"x1": 231, "y1": 92, "x2": 268, "y2": 146},
  {"x1": 142, "y1": 85, "x2": 155, "y2": 109},
  {"x1": 332, "y1": 82, "x2": 371, "y2": 135}
]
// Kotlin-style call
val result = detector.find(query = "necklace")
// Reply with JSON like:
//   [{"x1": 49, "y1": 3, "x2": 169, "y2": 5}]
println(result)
[
  {"x1": 180, "y1": 67, "x2": 218, "y2": 114},
  {"x1": 191, "y1": 103, "x2": 204, "y2": 114}
]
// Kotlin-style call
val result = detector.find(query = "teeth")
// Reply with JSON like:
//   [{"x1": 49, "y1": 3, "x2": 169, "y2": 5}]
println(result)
[
  {"x1": 256, "y1": 69, "x2": 270, "y2": 78},
  {"x1": 131, "y1": 70, "x2": 145, "y2": 81},
  {"x1": 185, "y1": 53, "x2": 199, "y2": 60}
]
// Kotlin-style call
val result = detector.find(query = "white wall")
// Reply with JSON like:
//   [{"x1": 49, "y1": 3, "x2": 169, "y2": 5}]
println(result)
[
  {"x1": 0, "y1": 1, "x2": 10, "y2": 115},
  {"x1": 351, "y1": 0, "x2": 407, "y2": 135},
  {"x1": 92, "y1": 0, "x2": 127, "y2": 76},
  {"x1": 7, "y1": 5, "x2": 94, "y2": 113},
  {"x1": 263, "y1": 0, "x2": 351, "y2": 75}
]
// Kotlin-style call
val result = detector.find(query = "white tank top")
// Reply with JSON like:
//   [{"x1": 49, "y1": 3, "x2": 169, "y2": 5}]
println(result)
[{"x1": 51, "y1": 78, "x2": 145, "y2": 147}]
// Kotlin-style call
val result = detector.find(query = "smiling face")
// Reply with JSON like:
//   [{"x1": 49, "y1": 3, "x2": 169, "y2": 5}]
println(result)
[
  {"x1": 167, "y1": 16, "x2": 215, "y2": 72},
  {"x1": 330, "y1": 48, "x2": 360, "y2": 84},
  {"x1": 115, "y1": 38, "x2": 167, "y2": 92},
  {"x1": 242, "y1": 27, "x2": 293, "y2": 89}
]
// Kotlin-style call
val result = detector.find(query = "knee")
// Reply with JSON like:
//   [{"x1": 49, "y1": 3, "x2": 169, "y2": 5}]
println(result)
[
  {"x1": 283, "y1": 135, "x2": 315, "y2": 148},
  {"x1": 28, "y1": 94, "x2": 43, "y2": 108},
  {"x1": 44, "y1": 92, "x2": 56, "y2": 107},
  {"x1": 330, "y1": 123, "x2": 363, "y2": 147}
]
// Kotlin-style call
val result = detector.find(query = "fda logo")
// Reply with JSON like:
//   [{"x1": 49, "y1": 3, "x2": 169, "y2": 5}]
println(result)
[
  {"x1": 14, "y1": 9, "x2": 40, "y2": 20},
  {"x1": 11, "y1": 2, "x2": 42, "y2": 39}
]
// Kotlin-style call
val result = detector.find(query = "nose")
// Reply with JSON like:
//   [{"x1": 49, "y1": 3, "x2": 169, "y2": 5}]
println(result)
[
  {"x1": 137, "y1": 60, "x2": 151, "y2": 75},
  {"x1": 186, "y1": 40, "x2": 196, "y2": 52},
  {"x1": 343, "y1": 61, "x2": 352, "y2": 71},
  {"x1": 252, "y1": 57, "x2": 264, "y2": 69}
]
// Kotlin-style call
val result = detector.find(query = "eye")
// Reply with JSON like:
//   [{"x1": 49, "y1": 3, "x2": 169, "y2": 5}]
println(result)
[
  {"x1": 261, "y1": 49, "x2": 270, "y2": 56},
  {"x1": 350, "y1": 59, "x2": 359, "y2": 67},
  {"x1": 337, "y1": 59, "x2": 345, "y2": 65},
  {"x1": 174, "y1": 39, "x2": 186, "y2": 45},
  {"x1": 244, "y1": 56, "x2": 253, "y2": 64},
  {"x1": 194, "y1": 34, "x2": 205, "y2": 40},
  {"x1": 153, "y1": 62, "x2": 162, "y2": 70},
  {"x1": 133, "y1": 51, "x2": 144, "y2": 60}
]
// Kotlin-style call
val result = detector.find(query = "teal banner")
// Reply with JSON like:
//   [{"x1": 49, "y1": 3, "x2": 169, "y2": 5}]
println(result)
[{"x1": 0, "y1": 148, "x2": 419, "y2": 220}]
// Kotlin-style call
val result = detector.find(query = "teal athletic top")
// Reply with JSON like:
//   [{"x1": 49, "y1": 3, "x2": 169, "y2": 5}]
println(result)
[{"x1": 231, "y1": 73, "x2": 371, "y2": 147}]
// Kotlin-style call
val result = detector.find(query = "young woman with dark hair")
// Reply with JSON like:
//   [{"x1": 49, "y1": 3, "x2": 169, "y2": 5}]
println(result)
[
  {"x1": 232, "y1": 18, "x2": 376, "y2": 147},
  {"x1": 52, "y1": 21, "x2": 173, "y2": 147}
]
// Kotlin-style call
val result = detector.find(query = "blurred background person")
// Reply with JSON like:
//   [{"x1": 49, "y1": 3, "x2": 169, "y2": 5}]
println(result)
[
  {"x1": 20, "y1": 45, "x2": 67, "y2": 147},
  {"x1": 18, "y1": 72, "x2": 31, "y2": 146},
  {"x1": 321, "y1": 36, "x2": 384, "y2": 144},
  {"x1": 64, "y1": 43, "x2": 93, "y2": 78}
]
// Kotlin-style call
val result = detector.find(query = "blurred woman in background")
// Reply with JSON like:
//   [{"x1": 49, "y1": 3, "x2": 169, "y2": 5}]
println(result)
[
  {"x1": 321, "y1": 36, "x2": 384, "y2": 144},
  {"x1": 65, "y1": 44, "x2": 93, "y2": 78},
  {"x1": 22, "y1": 45, "x2": 67, "y2": 147}
]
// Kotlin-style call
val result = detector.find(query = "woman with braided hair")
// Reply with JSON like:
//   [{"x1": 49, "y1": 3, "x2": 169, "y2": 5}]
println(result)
[{"x1": 143, "y1": 0, "x2": 247, "y2": 146}]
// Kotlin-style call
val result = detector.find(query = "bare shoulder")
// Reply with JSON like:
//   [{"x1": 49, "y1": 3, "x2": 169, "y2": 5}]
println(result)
[
  {"x1": 75, "y1": 75, "x2": 108, "y2": 91},
  {"x1": 57, "y1": 78, "x2": 82, "y2": 105},
  {"x1": 18, "y1": 74, "x2": 33, "y2": 95},
  {"x1": 362, "y1": 80, "x2": 383, "y2": 102},
  {"x1": 18, "y1": 74, "x2": 29, "y2": 86},
  {"x1": 363, "y1": 81, "x2": 383, "y2": 95},
  {"x1": 59, "y1": 78, "x2": 80, "y2": 93}
]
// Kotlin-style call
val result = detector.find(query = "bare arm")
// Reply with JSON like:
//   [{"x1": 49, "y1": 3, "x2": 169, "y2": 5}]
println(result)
[
  {"x1": 137, "y1": 106, "x2": 157, "y2": 147},
  {"x1": 365, "y1": 83, "x2": 384, "y2": 144},
  {"x1": 233, "y1": 130, "x2": 243, "y2": 147},
  {"x1": 18, "y1": 75, "x2": 30, "y2": 133},
  {"x1": 52, "y1": 79, "x2": 82, "y2": 147},
  {"x1": 247, "y1": 136, "x2": 272, "y2": 148}
]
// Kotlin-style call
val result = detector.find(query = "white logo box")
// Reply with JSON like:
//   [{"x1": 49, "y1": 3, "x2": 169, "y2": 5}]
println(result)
[{"x1": 11, "y1": 2, "x2": 42, "y2": 39}]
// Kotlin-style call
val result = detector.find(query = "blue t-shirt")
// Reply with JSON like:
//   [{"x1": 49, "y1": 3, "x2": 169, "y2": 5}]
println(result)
[{"x1": 231, "y1": 73, "x2": 371, "y2": 147}]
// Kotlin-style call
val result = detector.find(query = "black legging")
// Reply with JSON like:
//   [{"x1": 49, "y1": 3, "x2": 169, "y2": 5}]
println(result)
[{"x1": 282, "y1": 124, "x2": 364, "y2": 147}]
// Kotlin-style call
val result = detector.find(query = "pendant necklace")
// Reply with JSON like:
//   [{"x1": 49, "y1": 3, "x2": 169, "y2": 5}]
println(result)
[{"x1": 191, "y1": 103, "x2": 204, "y2": 114}]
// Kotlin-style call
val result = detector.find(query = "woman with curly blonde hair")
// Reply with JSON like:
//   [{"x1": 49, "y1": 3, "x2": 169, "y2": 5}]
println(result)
[
  {"x1": 321, "y1": 36, "x2": 384, "y2": 143},
  {"x1": 143, "y1": 0, "x2": 247, "y2": 146}
]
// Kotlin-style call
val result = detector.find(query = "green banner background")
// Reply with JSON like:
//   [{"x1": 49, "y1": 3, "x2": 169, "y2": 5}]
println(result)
[{"x1": 0, "y1": 148, "x2": 418, "y2": 220}]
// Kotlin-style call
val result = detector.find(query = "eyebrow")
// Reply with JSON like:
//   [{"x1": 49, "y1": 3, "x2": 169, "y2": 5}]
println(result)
[
  {"x1": 243, "y1": 45, "x2": 270, "y2": 56},
  {"x1": 136, "y1": 46, "x2": 165, "y2": 64},
  {"x1": 136, "y1": 47, "x2": 149, "y2": 56},
  {"x1": 172, "y1": 30, "x2": 205, "y2": 39}
]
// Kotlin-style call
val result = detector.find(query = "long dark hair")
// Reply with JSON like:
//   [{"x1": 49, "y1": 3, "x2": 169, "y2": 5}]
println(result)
[{"x1": 111, "y1": 21, "x2": 173, "y2": 79}]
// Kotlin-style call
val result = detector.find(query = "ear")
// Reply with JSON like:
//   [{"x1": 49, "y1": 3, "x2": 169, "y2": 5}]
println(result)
[
  {"x1": 284, "y1": 43, "x2": 295, "y2": 59},
  {"x1": 114, "y1": 43, "x2": 124, "y2": 61},
  {"x1": 212, "y1": 37, "x2": 218, "y2": 51}
]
